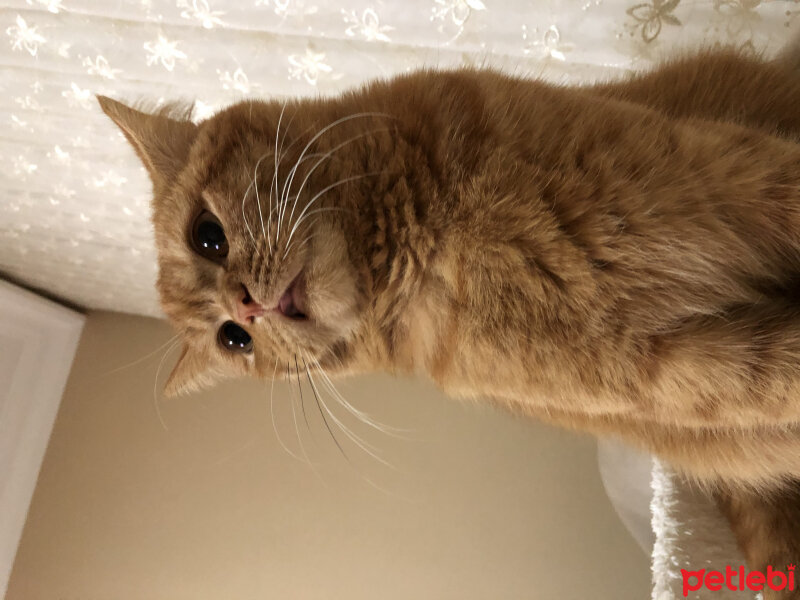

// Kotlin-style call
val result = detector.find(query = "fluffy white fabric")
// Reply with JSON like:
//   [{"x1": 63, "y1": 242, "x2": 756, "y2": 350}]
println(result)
[
  {"x1": 650, "y1": 462, "x2": 758, "y2": 600},
  {"x1": 598, "y1": 438, "x2": 762, "y2": 599}
]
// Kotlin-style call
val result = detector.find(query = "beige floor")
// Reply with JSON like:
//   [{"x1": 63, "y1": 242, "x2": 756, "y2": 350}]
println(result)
[{"x1": 7, "y1": 311, "x2": 649, "y2": 599}]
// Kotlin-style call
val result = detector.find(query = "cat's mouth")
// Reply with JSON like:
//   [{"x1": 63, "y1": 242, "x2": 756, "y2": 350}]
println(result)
[{"x1": 277, "y1": 272, "x2": 307, "y2": 320}]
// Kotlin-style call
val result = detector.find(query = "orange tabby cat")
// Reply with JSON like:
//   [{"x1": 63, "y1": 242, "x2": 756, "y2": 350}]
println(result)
[{"x1": 100, "y1": 39, "x2": 800, "y2": 592}]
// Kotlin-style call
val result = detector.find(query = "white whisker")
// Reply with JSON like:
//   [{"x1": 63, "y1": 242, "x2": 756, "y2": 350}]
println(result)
[
  {"x1": 279, "y1": 151, "x2": 327, "y2": 216},
  {"x1": 252, "y1": 152, "x2": 274, "y2": 254},
  {"x1": 271, "y1": 153, "x2": 327, "y2": 236},
  {"x1": 304, "y1": 359, "x2": 350, "y2": 462},
  {"x1": 269, "y1": 103, "x2": 288, "y2": 253},
  {"x1": 278, "y1": 113, "x2": 390, "y2": 243},
  {"x1": 309, "y1": 356, "x2": 413, "y2": 437},
  {"x1": 302, "y1": 356, "x2": 394, "y2": 468},
  {"x1": 294, "y1": 354, "x2": 313, "y2": 437},
  {"x1": 284, "y1": 173, "x2": 376, "y2": 250},
  {"x1": 285, "y1": 128, "x2": 388, "y2": 231},
  {"x1": 283, "y1": 231, "x2": 316, "y2": 261},
  {"x1": 282, "y1": 211, "x2": 348, "y2": 260},
  {"x1": 287, "y1": 359, "x2": 313, "y2": 465},
  {"x1": 152, "y1": 339, "x2": 181, "y2": 431},
  {"x1": 285, "y1": 206, "x2": 349, "y2": 252},
  {"x1": 269, "y1": 357, "x2": 305, "y2": 462},
  {"x1": 269, "y1": 114, "x2": 318, "y2": 254},
  {"x1": 303, "y1": 358, "x2": 405, "y2": 497},
  {"x1": 101, "y1": 333, "x2": 179, "y2": 377},
  {"x1": 276, "y1": 123, "x2": 325, "y2": 210},
  {"x1": 240, "y1": 184, "x2": 259, "y2": 254}
]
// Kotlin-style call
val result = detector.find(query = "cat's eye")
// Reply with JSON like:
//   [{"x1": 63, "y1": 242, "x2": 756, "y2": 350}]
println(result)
[
  {"x1": 191, "y1": 210, "x2": 228, "y2": 262},
  {"x1": 218, "y1": 321, "x2": 253, "y2": 353}
]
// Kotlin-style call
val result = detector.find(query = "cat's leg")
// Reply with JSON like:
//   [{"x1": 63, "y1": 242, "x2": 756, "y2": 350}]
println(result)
[{"x1": 716, "y1": 483, "x2": 800, "y2": 599}]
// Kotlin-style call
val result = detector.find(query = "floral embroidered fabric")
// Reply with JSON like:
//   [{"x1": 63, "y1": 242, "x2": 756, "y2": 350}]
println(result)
[{"x1": 1, "y1": 0, "x2": 798, "y2": 315}]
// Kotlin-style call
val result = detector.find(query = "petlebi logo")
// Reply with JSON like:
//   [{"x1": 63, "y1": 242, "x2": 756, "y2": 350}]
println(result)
[{"x1": 681, "y1": 564, "x2": 796, "y2": 596}]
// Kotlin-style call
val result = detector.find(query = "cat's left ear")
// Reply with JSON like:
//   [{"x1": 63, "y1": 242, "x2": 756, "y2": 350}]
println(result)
[
  {"x1": 164, "y1": 343, "x2": 220, "y2": 397},
  {"x1": 97, "y1": 96, "x2": 197, "y2": 193}
]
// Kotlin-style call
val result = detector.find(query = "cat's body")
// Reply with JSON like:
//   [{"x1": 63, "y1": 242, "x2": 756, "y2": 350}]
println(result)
[
  {"x1": 100, "y1": 41, "x2": 800, "y2": 593},
  {"x1": 336, "y1": 63, "x2": 800, "y2": 485}
]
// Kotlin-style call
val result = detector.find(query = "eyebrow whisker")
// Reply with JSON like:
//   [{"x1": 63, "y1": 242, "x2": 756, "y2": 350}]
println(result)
[
  {"x1": 284, "y1": 127, "x2": 388, "y2": 235},
  {"x1": 252, "y1": 152, "x2": 274, "y2": 255},
  {"x1": 239, "y1": 185, "x2": 260, "y2": 255},
  {"x1": 283, "y1": 173, "x2": 376, "y2": 251},
  {"x1": 277, "y1": 113, "x2": 390, "y2": 244}
]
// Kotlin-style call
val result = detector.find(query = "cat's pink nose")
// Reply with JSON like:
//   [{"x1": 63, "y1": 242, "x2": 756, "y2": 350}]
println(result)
[{"x1": 234, "y1": 284, "x2": 266, "y2": 324}]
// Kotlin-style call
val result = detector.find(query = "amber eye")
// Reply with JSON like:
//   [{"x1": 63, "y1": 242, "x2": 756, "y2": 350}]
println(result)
[
  {"x1": 218, "y1": 321, "x2": 253, "y2": 353},
  {"x1": 191, "y1": 210, "x2": 228, "y2": 262}
]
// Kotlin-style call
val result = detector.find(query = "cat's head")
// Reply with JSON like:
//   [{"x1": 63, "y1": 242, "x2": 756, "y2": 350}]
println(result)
[{"x1": 98, "y1": 96, "x2": 394, "y2": 396}]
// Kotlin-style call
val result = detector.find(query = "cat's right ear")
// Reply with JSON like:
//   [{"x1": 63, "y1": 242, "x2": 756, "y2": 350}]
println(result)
[{"x1": 97, "y1": 96, "x2": 197, "y2": 192}]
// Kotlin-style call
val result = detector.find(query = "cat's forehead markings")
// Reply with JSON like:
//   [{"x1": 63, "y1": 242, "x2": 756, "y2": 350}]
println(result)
[{"x1": 200, "y1": 189, "x2": 223, "y2": 214}]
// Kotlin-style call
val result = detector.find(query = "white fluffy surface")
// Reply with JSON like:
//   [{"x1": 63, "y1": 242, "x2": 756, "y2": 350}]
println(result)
[
  {"x1": 598, "y1": 440, "x2": 762, "y2": 599},
  {"x1": 650, "y1": 461, "x2": 758, "y2": 600}
]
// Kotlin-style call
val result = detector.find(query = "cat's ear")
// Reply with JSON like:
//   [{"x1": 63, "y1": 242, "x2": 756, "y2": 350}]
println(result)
[
  {"x1": 164, "y1": 343, "x2": 218, "y2": 397},
  {"x1": 97, "y1": 96, "x2": 198, "y2": 192}
]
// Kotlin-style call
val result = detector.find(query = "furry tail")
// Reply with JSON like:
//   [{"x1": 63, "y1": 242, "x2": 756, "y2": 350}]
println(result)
[{"x1": 716, "y1": 482, "x2": 800, "y2": 599}]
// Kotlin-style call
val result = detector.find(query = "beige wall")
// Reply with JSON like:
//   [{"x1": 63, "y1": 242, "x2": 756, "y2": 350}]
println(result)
[{"x1": 7, "y1": 311, "x2": 649, "y2": 599}]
